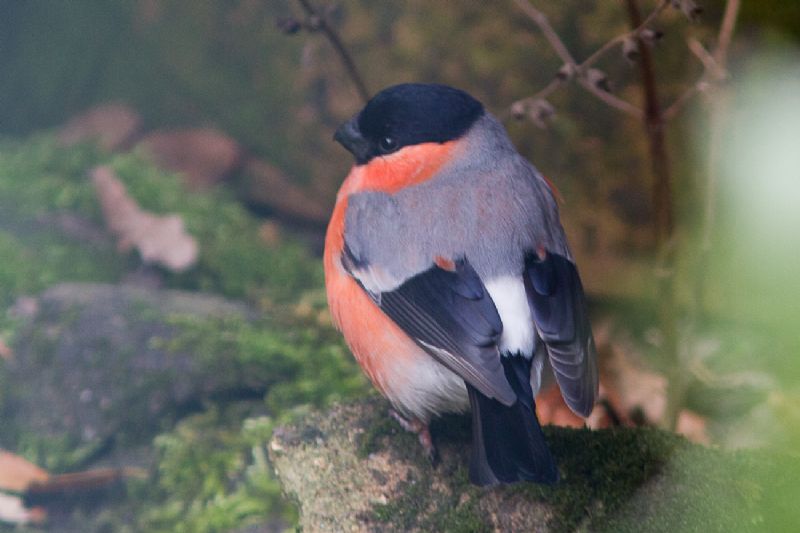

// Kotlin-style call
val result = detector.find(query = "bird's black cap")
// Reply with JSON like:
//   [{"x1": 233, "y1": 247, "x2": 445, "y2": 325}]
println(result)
[{"x1": 334, "y1": 83, "x2": 484, "y2": 165}]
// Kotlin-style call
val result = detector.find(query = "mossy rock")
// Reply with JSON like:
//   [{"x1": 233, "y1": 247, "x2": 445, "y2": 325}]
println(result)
[
  {"x1": 1, "y1": 282, "x2": 256, "y2": 470},
  {"x1": 270, "y1": 398, "x2": 799, "y2": 532}
]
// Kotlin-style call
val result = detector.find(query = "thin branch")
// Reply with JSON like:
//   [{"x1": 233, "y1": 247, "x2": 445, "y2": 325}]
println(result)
[
  {"x1": 664, "y1": 0, "x2": 740, "y2": 120},
  {"x1": 512, "y1": 0, "x2": 576, "y2": 65},
  {"x1": 581, "y1": 0, "x2": 669, "y2": 71},
  {"x1": 714, "y1": 0, "x2": 740, "y2": 66},
  {"x1": 296, "y1": 0, "x2": 370, "y2": 104},
  {"x1": 688, "y1": 38, "x2": 726, "y2": 80},
  {"x1": 510, "y1": 0, "x2": 670, "y2": 120},
  {"x1": 577, "y1": 78, "x2": 644, "y2": 118},
  {"x1": 662, "y1": 83, "x2": 703, "y2": 121},
  {"x1": 501, "y1": 78, "x2": 564, "y2": 121}
]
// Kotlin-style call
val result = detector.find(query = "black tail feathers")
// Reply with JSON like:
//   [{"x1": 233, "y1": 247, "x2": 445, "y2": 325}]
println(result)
[{"x1": 468, "y1": 355, "x2": 559, "y2": 486}]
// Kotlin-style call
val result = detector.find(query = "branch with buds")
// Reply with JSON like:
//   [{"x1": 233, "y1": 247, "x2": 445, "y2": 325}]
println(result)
[
  {"x1": 507, "y1": 0, "x2": 672, "y2": 123},
  {"x1": 507, "y1": 0, "x2": 735, "y2": 127},
  {"x1": 279, "y1": 0, "x2": 371, "y2": 104},
  {"x1": 509, "y1": 0, "x2": 741, "y2": 431}
]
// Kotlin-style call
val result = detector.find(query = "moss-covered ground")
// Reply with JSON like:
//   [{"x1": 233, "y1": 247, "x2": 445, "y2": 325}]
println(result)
[
  {"x1": 273, "y1": 398, "x2": 800, "y2": 532},
  {"x1": 0, "y1": 134, "x2": 368, "y2": 531}
]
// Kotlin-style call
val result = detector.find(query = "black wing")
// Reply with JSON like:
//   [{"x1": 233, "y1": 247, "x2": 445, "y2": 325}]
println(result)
[
  {"x1": 524, "y1": 250, "x2": 598, "y2": 417},
  {"x1": 348, "y1": 253, "x2": 516, "y2": 406}
]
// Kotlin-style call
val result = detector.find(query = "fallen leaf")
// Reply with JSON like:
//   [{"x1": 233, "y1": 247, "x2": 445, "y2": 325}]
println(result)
[
  {"x1": 536, "y1": 383, "x2": 585, "y2": 428},
  {"x1": 0, "y1": 494, "x2": 45, "y2": 525},
  {"x1": 676, "y1": 409, "x2": 711, "y2": 445},
  {"x1": 0, "y1": 450, "x2": 49, "y2": 493},
  {"x1": 92, "y1": 166, "x2": 199, "y2": 272},
  {"x1": 600, "y1": 335, "x2": 668, "y2": 424}
]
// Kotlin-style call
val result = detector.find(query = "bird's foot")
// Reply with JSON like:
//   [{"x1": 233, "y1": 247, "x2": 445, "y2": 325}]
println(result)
[{"x1": 389, "y1": 409, "x2": 439, "y2": 465}]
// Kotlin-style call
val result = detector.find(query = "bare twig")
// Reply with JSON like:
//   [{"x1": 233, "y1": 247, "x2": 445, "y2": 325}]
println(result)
[
  {"x1": 296, "y1": 0, "x2": 370, "y2": 104},
  {"x1": 577, "y1": 78, "x2": 644, "y2": 117},
  {"x1": 688, "y1": 38, "x2": 726, "y2": 79},
  {"x1": 714, "y1": 0, "x2": 740, "y2": 66},
  {"x1": 512, "y1": 0, "x2": 576, "y2": 65},
  {"x1": 580, "y1": 0, "x2": 670, "y2": 71},
  {"x1": 510, "y1": 0, "x2": 671, "y2": 119},
  {"x1": 664, "y1": 0, "x2": 740, "y2": 120}
]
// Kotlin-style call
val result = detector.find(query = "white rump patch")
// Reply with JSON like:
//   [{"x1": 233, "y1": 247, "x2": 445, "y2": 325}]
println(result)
[{"x1": 484, "y1": 276, "x2": 535, "y2": 356}]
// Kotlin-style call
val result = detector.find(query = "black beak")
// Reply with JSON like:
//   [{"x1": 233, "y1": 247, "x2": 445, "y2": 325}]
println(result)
[{"x1": 334, "y1": 116, "x2": 371, "y2": 163}]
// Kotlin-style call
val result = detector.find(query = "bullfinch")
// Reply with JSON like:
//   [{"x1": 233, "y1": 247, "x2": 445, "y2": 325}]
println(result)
[{"x1": 324, "y1": 83, "x2": 598, "y2": 486}]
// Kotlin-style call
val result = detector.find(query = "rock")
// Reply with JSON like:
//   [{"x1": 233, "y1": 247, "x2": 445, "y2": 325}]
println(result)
[
  {"x1": 3, "y1": 282, "x2": 255, "y2": 469},
  {"x1": 241, "y1": 158, "x2": 330, "y2": 226},
  {"x1": 137, "y1": 128, "x2": 243, "y2": 188},
  {"x1": 270, "y1": 398, "x2": 796, "y2": 532},
  {"x1": 58, "y1": 104, "x2": 142, "y2": 152}
]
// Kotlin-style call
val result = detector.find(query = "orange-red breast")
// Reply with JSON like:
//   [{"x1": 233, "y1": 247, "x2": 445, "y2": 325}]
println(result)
[{"x1": 324, "y1": 83, "x2": 597, "y2": 485}]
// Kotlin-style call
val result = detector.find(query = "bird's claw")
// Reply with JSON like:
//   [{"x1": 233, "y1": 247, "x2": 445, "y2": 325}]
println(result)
[{"x1": 389, "y1": 409, "x2": 439, "y2": 466}]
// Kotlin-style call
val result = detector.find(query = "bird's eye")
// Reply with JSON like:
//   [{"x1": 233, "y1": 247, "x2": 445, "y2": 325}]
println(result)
[{"x1": 379, "y1": 136, "x2": 398, "y2": 154}]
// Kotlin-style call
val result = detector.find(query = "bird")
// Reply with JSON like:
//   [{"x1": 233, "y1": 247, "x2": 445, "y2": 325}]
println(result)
[{"x1": 324, "y1": 83, "x2": 598, "y2": 486}]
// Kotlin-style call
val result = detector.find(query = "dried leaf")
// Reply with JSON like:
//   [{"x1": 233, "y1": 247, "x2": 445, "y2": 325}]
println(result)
[
  {"x1": 602, "y1": 340, "x2": 667, "y2": 424},
  {"x1": 536, "y1": 383, "x2": 585, "y2": 428},
  {"x1": 92, "y1": 166, "x2": 199, "y2": 272},
  {"x1": 0, "y1": 450, "x2": 49, "y2": 493},
  {"x1": 595, "y1": 328, "x2": 711, "y2": 444},
  {"x1": 0, "y1": 494, "x2": 45, "y2": 525},
  {"x1": 676, "y1": 410, "x2": 710, "y2": 445}
]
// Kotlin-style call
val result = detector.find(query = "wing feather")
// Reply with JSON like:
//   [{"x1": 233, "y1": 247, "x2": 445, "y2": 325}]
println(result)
[
  {"x1": 524, "y1": 251, "x2": 598, "y2": 417},
  {"x1": 345, "y1": 247, "x2": 517, "y2": 406}
]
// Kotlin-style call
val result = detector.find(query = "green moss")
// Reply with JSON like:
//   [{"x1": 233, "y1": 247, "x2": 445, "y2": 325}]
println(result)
[
  {"x1": 0, "y1": 134, "x2": 322, "y2": 311},
  {"x1": 361, "y1": 409, "x2": 792, "y2": 533},
  {"x1": 0, "y1": 132, "x2": 370, "y2": 530},
  {"x1": 162, "y1": 312, "x2": 367, "y2": 416},
  {"x1": 140, "y1": 408, "x2": 295, "y2": 533}
]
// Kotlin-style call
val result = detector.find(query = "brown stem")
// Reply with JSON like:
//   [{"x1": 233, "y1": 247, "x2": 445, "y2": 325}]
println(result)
[
  {"x1": 297, "y1": 0, "x2": 370, "y2": 104},
  {"x1": 626, "y1": 0, "x2": 673, "y2": 244},
  {"x1": 625, "y1": 0, "x2": 680, "y2": 430}
]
